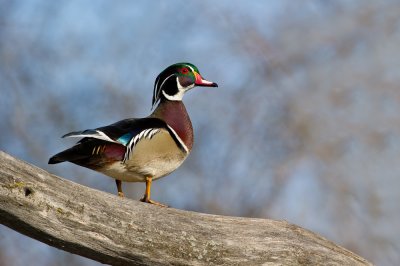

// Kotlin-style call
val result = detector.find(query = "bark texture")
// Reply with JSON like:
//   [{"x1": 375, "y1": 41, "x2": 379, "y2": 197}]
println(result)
[{"x1": 0, "y1": 151, "x2": 371, "y2": 265}]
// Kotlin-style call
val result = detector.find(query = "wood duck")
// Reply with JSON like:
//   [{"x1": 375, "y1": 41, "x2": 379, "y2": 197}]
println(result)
[{"x1": 49, "y1": 63, "x2": 218, "y2": 206}]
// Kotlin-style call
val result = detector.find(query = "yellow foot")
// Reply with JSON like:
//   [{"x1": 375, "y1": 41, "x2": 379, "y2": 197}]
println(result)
[
  {"x1": 140, "y1": 197, "x2": 168, "y2": 207},
  {"x1": 118, "y1": 191, "x2": 125, "y2": 197}
]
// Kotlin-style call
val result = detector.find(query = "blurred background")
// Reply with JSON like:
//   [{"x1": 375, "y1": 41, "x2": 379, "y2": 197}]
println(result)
[{"x1": 1, "y1": 0, "x2": 399, "y2": 265}]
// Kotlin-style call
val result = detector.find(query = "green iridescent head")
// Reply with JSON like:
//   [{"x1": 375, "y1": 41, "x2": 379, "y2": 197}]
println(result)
[{"x1": 152, "y1": 62, "x2": 218, "y2": 107}]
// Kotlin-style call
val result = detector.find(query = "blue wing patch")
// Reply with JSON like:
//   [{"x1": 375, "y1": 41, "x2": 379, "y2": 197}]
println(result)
[
  {"x1": 117, "y1": 132, "x2": 134, "y2": 146},
  {"x1": 122, "y1": 128, "x2": 161, "y2": 162}
]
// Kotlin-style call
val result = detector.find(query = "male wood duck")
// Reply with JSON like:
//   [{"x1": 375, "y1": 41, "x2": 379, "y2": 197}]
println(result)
[{"x1": 49, "y1": 63, "x2": 217, "y2": 206}]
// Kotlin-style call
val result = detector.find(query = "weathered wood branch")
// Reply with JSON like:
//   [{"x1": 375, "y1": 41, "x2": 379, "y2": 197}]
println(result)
[{"x1": 0, "y1": 151, "x2": 371, "y2": 265}]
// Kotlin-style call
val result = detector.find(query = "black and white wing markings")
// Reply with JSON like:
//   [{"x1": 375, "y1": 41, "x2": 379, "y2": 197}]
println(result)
[
  {"x1": 59, "y1": 117, "x2": 187, "y2": 163},
  {"x1": 62, "y1": 129, "x2": 120, "y2": 144},
  {"x1": 122, "y1": 128, "x2": 161, "y2": 163}
]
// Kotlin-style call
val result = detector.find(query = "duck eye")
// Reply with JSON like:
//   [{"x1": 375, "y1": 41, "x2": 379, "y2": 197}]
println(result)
[{"x1": 180, "y1": 68, "x2": 189, "y2": 74}]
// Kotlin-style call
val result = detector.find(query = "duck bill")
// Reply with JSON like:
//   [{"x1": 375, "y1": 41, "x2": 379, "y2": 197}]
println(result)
[{"x1": 194, "y1": 72, "x2": 218, "y2": 87}]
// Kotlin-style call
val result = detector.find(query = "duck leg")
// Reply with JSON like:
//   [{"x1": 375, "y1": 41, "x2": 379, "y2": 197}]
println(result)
[
  {"x1": 140, "y1": 176, "x2": 168, "y2": 207},
  {"x1": 116, "y1": 179, "x2": 124, "y2": 197}
]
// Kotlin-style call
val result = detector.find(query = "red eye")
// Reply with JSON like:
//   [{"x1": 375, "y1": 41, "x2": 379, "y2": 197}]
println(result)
[{"x1": 181, "y1": 68, "x2": 189, "y2": 74}]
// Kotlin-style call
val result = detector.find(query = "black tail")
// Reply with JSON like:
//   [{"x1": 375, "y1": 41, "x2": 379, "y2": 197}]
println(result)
[
  {"x1": 48, "y1": 154, "x2": 65, "y2": 164},
  {"x1": 48, "y1": 144, "x2": 91, "y2": 164}
]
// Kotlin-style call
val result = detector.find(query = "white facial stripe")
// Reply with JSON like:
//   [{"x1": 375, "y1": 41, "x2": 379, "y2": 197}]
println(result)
[
  {"x1": 162, "y1": 88, "x2": 185, "y2": 101},
  {"x1": 153, "y1": 73, "x2": 175, "y2": 107},
  {"x1": 159, "y1": 74, "x2": 175, "y2": 95},
  {"x1": 154, "y1": 66, "x2": 199, "y2": 104},
  {"x1": 176, "y1": 76, "x2": 195, "y2": 90},
  {"x1": 153, "y1": 76, "x2": 160, "y2": 100},
  {"x1": 162, "y1": 76, "x2": 194, "y2": 101},
  {"x1": 187, "y1": 65, "x2": 195, "y2": 73}
]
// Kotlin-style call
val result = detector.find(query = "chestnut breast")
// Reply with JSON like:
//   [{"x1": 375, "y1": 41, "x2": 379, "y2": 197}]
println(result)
[{"x1": 151, "y1": 100, "x2": 194, "y2": 152}]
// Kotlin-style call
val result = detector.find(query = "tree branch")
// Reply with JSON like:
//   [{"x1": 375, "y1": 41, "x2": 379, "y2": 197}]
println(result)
[{"x1": 0, "y1": 151, "x2": 371, "y2": 265}]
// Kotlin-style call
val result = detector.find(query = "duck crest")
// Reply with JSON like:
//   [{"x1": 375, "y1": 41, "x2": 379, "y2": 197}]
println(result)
[{"x1": 151, "y1": 100, "x2": 194, "y2": 152}]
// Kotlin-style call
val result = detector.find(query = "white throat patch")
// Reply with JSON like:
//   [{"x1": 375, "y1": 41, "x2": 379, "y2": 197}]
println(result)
[{"x1": 162, "y1": 76, "x2": 194, "y2": 101}]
